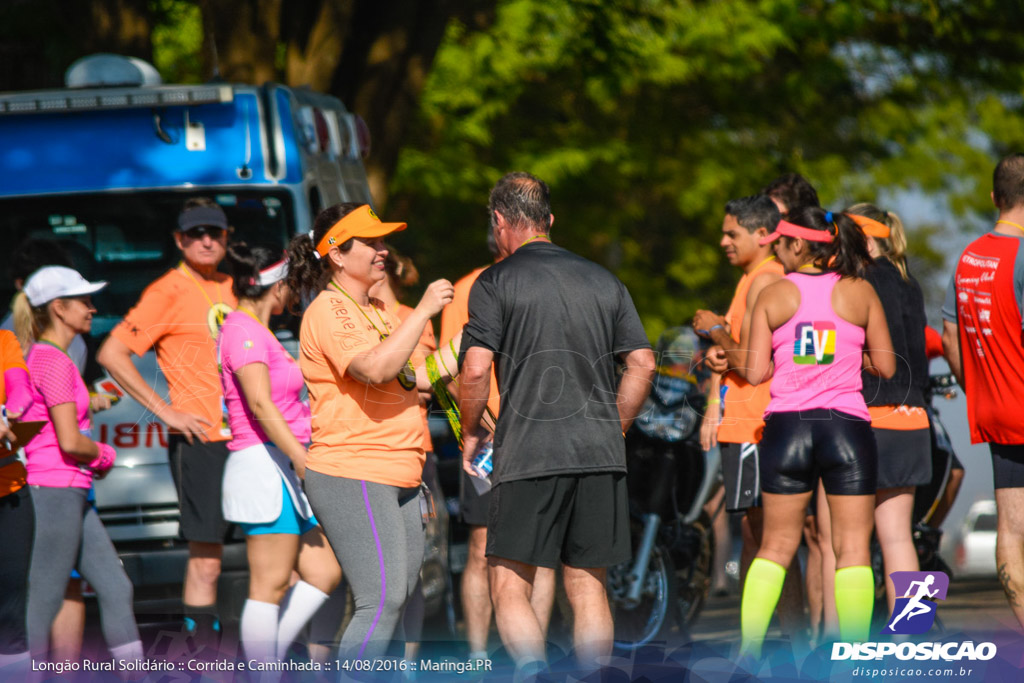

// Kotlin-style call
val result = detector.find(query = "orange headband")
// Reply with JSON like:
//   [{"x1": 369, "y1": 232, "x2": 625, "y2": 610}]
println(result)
[
  {"x1": 759, "y1": 219, "x2": 835, "y2": 245},
  {"x1": 315, "y1": 204, "x2": 407, "y2": 257},
  {"x1": 849, "y1": 214, "x2": 891, "y2": 239}
]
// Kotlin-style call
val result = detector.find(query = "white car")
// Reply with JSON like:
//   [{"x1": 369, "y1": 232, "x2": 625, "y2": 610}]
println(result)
[{"x1": 955, "y1": 500, "x2": 998, "y2": 578}]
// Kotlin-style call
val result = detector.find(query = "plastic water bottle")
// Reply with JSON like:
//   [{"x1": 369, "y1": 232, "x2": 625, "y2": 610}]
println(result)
[{"x1": 472, "y1": 441, "x2": 493, "y2": 480}]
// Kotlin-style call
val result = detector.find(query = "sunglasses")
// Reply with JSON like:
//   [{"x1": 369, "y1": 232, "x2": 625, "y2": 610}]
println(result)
[{"x1": 181, "y1": 225, "x2": 227, "y2": 240}]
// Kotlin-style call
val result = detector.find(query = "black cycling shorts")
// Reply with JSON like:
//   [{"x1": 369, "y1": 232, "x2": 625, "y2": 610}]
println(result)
[{"x1": 759, "y1": 409, "x2": 877, "y2": 496}]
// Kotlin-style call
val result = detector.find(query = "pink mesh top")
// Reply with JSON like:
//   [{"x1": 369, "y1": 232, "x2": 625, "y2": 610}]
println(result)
[
  {"x1": 766, "y1": 272, "x2": 870, "y2": 420},
  {"x1": 23, "y1": 342, "x2": 94, "y2": 488}
]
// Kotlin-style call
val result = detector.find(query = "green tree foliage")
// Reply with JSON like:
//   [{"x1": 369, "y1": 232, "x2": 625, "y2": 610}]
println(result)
[
  {"x1": 151, "y1": 0, "x2": 203, "y2": 84},
  {"x1": 390, "y1": 0, "x2": 1024, "y2": 338}
]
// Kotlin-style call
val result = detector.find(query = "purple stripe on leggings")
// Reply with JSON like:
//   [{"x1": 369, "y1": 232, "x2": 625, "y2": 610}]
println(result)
[{"x1": 357, "y1": 480, "x2": 386, "y2": 660}]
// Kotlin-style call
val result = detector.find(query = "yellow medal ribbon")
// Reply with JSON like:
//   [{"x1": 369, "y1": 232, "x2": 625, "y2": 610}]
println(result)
[
  {"x1": 178, "y1": 262, "x2": 232, "y2": 339},
  {"x1": 328, "y1": 280, "x2": 417, "y2": 390}
]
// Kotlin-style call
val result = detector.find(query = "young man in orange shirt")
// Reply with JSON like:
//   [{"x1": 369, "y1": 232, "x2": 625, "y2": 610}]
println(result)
[{"x1": 98, "y1": 198, "x2": 237, "y2": 649}]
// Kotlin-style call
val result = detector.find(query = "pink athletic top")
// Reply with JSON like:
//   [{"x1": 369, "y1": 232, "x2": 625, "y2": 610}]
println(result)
[
  {"x1": 23, "y1": 343, "x2": 94, "y2": 489},
  {"x1": 766, "y1": 272, "x2": 870, "y2": 420},
  {"x1": 219, "y1": 311, "x2": 311, "y2": 451}
]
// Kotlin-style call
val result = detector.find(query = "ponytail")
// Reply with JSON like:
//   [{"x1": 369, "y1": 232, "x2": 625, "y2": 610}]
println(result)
[
  {"x1": 785, "y1": 205, "x2": 872, "y2": 278},
  {"x1": 846, "y1": 202, "x2": 909, "y2": 280},
  {"x1": 286, "y1": 202, "x2": 363, "y2": 309},
  {"x1": 225, "y1": 241, "x2": 285, "y2": 300},
  {"x1": 12, "y1": 292, "x2": 49, "y2": 355}
]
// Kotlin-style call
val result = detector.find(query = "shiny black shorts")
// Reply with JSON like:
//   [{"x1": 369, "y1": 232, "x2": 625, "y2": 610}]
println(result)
[{"x1": 759, "y1": 409, "x2": 877, "y2": 496}]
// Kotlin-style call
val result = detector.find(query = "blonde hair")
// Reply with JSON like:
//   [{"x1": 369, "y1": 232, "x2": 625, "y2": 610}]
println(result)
[
  {"x1": 12, "y1": 292, "x2": 51, "y2": 355},
  {"x1": 845, "y1": 202, "x2": 909, "y2": 280}
]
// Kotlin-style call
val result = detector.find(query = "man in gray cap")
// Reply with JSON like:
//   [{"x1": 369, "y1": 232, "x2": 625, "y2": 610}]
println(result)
[{"x1": 98, "y1": 197, "x2": 237, "y2": 649}]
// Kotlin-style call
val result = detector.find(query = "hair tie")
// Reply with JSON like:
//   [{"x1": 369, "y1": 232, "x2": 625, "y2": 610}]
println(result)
[
  {"x1": 247, "y1": 277, "x2": 256, "y2": 285},
  {"x1": 824, "y1": 210, "x2": 839, "y2": 235}
]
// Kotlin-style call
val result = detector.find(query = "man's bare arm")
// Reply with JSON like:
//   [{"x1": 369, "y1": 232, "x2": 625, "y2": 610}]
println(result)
[
  {"x1": 617, "y1": 348, "x2": 657, "y2": 433},
  {"x1": 723, "y1": 270, "x2": 781, "y2": 372},
  {"x1": 459, "y1": 345, "x2": 494, "y2": 475},
  {"x1": 97, "y1": 335, "x2": 211, "y2": 443}
]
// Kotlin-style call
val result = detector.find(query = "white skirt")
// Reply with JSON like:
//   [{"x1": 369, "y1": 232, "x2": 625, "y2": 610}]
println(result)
[{"x1": 222, "y1": 442, "x2": 313, "y2": 524}]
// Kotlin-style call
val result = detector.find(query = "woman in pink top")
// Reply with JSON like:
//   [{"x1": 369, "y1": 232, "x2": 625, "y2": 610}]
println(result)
[
  {"x1": 218, "y1": 243, "x2": 340, "y2": 666},
  {"x1": 726, "y1": 207, "x2": 895, "y2": 657},
  {"x1": 14, "y1": 266, "x2": 143, "y2": 663}
]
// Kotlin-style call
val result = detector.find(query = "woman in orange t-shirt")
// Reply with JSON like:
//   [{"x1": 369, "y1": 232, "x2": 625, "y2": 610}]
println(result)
[{"x1": 287, "y1": 203, "x2": 453, "y2": 661}]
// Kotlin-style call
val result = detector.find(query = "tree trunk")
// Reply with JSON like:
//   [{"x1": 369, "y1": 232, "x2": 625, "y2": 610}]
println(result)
[{"x1": 331, "y1": 0, "x2": 481, "y2": 208}]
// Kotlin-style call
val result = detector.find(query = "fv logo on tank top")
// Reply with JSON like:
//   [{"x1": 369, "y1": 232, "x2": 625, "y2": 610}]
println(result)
[{"x1": 793, "y1": 321, "x2": 836, "y2": 365}]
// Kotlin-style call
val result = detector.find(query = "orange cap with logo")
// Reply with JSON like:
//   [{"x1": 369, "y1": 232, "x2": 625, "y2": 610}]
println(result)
[{"x1": 316, "y1": 205, "x2": 407, "y2": 257}]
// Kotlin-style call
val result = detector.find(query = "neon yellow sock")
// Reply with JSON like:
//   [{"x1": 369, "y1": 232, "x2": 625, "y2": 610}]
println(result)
[
  {"x1": 740, "y1": 557, "x2": 786, "y2": 658},
  {"x1": 835, "y1": 565, "x2": 874, "y2": 642}
]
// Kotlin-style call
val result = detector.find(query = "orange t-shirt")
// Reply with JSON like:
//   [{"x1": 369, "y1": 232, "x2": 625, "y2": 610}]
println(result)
[
  {"x1": 300, "y1": 290, "x2": 425, "y2": 487},
  {"x1": 439, "y1": 266, "x2": 500, "y2": 417},
  {"x1": 110, "y1": 267, "x2": 237, "y2": 442},
  {"x1": 0, "y1": 330, "x2": 28, "y2": 496},
  {"x1": 717, "y1": 257, "x2": 785, "y2": 444},
  {"x1": 398, "y1": 303, "x2": 436, "y2": 454}
]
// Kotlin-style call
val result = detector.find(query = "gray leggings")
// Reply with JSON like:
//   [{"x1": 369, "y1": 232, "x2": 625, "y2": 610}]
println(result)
[
  {"x1": 305, "y1": 472, "x2": 424, "y2": 660},
  {"x1": 26, "y1": 486, "x2": 140, "y2": 656}
]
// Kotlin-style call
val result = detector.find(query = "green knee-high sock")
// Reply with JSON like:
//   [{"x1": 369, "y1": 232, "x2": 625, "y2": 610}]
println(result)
[
  {"x1": 740, "y1": 557, "x2": 787, "y2": 657},
  {"x1": 835, "y1": 565, "x2": 874, "y2": 642}
]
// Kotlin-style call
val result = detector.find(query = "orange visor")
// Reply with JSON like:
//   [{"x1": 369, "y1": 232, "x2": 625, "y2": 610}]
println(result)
[
  {"x1": 849, "y1": 214, "x2": 891, "y2": 239},
  {"x1": 315, "y1": 205, "x2": 407, "y2": 257}
]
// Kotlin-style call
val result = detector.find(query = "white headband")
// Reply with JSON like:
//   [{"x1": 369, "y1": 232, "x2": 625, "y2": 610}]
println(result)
[{"x1": 252, "y1": 258, "x2": 289, "y2": 286}]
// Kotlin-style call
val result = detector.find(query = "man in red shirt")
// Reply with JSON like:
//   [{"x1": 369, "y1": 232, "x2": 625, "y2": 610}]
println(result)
[{"x1": 943, "y1": 153, "x2": 1024, "y2": 628}]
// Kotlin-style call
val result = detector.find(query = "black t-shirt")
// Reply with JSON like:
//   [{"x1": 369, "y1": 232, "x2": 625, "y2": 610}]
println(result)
[{"x1": 462, "y1": 241, "x2": 650, "y2": 485}]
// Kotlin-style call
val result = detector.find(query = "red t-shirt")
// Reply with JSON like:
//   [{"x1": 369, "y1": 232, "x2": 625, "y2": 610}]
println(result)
[{"x1": 943, "y1": 232, "x2": 1024, "y2": 444}]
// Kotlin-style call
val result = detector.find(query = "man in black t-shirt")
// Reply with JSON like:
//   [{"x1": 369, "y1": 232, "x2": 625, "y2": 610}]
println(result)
[{"x1": 459, "y1": 172, "x2": 655, "y2": 673}]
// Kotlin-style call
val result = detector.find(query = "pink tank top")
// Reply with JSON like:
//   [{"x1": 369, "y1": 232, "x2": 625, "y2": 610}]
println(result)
[{"x1": 766, "y1": 272, "x2": 870, "y2": 420}]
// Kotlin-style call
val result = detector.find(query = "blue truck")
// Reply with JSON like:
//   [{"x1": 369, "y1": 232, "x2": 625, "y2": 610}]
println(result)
[{"x1": 0, "y1": 54, "x2": 450, "y2": 630}]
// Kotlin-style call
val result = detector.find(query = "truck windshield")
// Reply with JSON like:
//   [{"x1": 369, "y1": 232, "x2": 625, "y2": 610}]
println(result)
[{"x1": 0, "y1": 190, "x2": 295, "y2": 336}]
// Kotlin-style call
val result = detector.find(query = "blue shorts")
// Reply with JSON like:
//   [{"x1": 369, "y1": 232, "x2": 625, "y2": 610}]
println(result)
[{"x1": 239, "y1": 480, "x2": 318, "y2": 536}]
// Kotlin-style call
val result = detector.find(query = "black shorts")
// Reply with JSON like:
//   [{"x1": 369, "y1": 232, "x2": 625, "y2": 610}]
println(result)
[
  {"x1": 487, "y1": 473, "x2": 630, "y2": 569},
  {"x1": 168, "y1": 435, "x2": 231, "y2": 544},
  {"x1": 720, "y1": 441, "x2": 761, "y2": 512},
  {"x1": 759, "y1": 409, "x2": 877, "y2": 496},
  {"x1": 875, "y1": 426, "x2": 932, "y2": 489},
  {"x1": 990, "y1": 443, "x2": 1024, "y2": 490},
  {"x1": 459, "y1": 468, "x2": 490, "y2": 527}
]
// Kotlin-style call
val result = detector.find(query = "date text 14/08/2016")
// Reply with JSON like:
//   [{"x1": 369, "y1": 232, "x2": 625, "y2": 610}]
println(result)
[{"x1": 336, "y1": 659, "x2": 493, "y2": 674}]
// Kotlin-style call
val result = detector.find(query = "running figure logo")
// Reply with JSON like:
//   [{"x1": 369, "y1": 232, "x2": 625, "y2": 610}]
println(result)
[{"x1": 883, "y1": 571, "x2": 950, "y2": 635}]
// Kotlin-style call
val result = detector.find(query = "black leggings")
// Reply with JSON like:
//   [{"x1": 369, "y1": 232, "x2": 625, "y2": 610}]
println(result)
[
  {"x1": 0, "y1": 487, "x2": 33, "y2": 654},
  {"x1": 759, "y1": 409, "x2": 877, "y2": 496}
]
